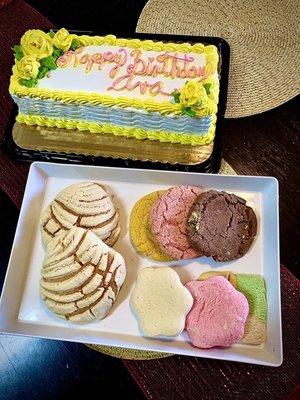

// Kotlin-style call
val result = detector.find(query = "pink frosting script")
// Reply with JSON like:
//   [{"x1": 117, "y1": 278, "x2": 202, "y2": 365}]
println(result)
[{"x1": 57, "y1": 47, "x2": 207, "y2": 97}]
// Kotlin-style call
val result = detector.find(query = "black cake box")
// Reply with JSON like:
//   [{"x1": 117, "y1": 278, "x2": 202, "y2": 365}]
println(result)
[{"x1": 4, "y1": 31, "x2": 230, "y2": 174}]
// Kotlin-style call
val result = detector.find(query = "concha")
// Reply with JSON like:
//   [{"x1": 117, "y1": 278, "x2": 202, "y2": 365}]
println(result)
[
  {"x1": 41, "y1": 182, "x2": 120, "y2": 247},
  {"x1": 40, "y1": 227, "x2": 126, "y2": 323}
]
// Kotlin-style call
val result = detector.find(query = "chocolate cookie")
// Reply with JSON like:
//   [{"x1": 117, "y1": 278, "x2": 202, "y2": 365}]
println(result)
[{"x1": 187, "y1": 190, "x2": 257, "y2": 262}]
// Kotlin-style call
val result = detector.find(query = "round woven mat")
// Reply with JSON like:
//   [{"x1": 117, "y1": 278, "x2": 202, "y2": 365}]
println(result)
[
  {"x1": 86, "y1": 160, "x2": 236, "y2": 359},
  {"x1": 136, "y1": 0, "x2": 300, "y2": 118}
]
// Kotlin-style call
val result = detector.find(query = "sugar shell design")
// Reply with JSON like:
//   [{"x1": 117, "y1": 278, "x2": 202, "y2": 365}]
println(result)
[
  {"x1": 40, "y1": 227, "x2": 126, "y2": 323},
  {"x1": 41, "y1": 181, "x2": 120, "y2": 247},
  {"x1": 185, "y1": 276, "x2": 249, "y2": 348}
]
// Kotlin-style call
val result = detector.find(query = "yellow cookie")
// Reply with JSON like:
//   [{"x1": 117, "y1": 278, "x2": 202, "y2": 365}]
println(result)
[
  {"x1": 198, "y1": 271, "x2": 237, "y2": 287},
  {"x1": 130, "y1": 191, "x2": 172, "y2": 262}
]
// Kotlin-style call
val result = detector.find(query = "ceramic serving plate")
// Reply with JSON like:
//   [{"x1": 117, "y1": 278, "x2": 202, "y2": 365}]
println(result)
[{"x1": 0, "y1": 162, "x2": 282, "y2": 366}]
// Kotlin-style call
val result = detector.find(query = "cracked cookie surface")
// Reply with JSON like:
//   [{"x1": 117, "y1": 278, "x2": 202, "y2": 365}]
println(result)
[
  {"x1": 149, "y1": 186, "x2": 203, "y2": 260},
  {"x1": 187, "y1": 190, "x2": 257, "y2": 262},
  {"x1": 40, "y1": 227, "x2": 126, "y2": 323}
]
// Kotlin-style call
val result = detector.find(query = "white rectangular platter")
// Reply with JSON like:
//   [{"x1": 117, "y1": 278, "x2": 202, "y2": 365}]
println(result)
[{"x1": 0, "y1": 162, "x2": 282, "y2": 366}]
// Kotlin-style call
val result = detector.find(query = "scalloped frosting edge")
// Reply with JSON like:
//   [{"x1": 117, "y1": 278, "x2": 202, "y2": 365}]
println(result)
[{"x1": 16, "y1": 113, "x2": 216, "y2": 146}]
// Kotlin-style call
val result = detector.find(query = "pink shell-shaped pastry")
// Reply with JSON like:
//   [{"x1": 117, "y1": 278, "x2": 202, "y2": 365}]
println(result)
[{"x1": 185, "y1": 276, "x2": 249, "y2": 348}]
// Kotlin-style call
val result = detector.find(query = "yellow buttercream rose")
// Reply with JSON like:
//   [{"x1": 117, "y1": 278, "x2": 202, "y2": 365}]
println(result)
[
  {"x1": 204, "y1": 46, "x2": 219, "y2": 76},
  {"x1": 53, "y1": 28, "x2": 74, "y2": 52},
  {"x1": 179, "y1": 81, "x2": 208, "y2": 108},
  {"x1": 195, "y1": 100, "x2": 217, "y2": 117},
  {"x1": 16, "y1": 55, "x2": 40, "y2": 79},
  {"x1": 21, "y1": 29, "x2": 53, "y2": 59},
  {"x1": 202, "y1": 76, "x2": 219, "y2": 102}
]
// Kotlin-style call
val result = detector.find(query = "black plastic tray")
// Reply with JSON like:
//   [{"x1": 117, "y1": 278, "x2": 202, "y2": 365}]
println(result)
[{"x1": 3, "y1": 31, "x2": 230, "y2": 173}]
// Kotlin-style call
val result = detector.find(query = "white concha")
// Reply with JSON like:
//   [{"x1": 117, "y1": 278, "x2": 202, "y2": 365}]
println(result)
[
  {"x1": 40, "y1": 182, "x2": 121, "y2": 247},
  {"x1": 130, "y1": 267, "x2": 193, "y2": 337},
  {"x1": 40, "y1": 227, "x2": 126, "y2": 323}
]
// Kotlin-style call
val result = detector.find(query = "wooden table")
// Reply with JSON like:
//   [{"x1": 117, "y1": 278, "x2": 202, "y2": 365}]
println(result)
[{"x1": 0, "y1": 1, "x2": 299, "y2": 399}]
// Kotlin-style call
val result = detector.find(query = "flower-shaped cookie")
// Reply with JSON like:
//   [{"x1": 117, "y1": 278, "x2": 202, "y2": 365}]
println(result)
[
  {"x1": 185, "y1": 276, "x2": 249, "y2": 348},
  {"x1": 130, "y1": 267, "x2": 193, "y2": 337}
]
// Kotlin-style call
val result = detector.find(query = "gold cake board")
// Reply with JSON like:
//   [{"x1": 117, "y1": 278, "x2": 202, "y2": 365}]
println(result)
[
  {"x1": 86, "y1": 160, "x2": 236, "y2": 360},
  {"x1": 12, "y1": 122, "x2": 214, "y2": 166}
]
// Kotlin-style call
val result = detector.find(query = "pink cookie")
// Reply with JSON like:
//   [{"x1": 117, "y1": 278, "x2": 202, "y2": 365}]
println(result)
[
  {"x1": 149, "y1": 186, "x2": 202, "y2": 260},
  {"x1": 185, "y1": 276, "x2": 249, "y2": 348}
]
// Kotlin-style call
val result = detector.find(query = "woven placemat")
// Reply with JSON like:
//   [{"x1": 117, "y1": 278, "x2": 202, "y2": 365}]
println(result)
[
  {"x1": 136, "y1": 0, "x2": 300, "y2": 118},
  {"x1": 86, "y1": 160, "x2": 235, "y2": 360}
]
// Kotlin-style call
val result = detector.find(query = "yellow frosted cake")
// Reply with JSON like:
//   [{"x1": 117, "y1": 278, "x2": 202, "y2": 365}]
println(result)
[{"x1": 9, "y1": 28, "x2": 220, "y2": 158}]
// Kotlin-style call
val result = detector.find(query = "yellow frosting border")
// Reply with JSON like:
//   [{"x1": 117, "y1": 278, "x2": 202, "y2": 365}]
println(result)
[
  {"x1": 16, "y1": 113, "x2": 215, "y2": 146},
  {"x1": 10, "y1": 33, "x2": 219, "y2": 116},
  {"x1": 73, "y1": 34, "x2": 217, "y2": 55}
]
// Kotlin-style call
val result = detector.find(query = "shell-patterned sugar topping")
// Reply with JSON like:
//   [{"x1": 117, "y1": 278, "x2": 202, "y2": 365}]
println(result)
[
  {"x1": 41, "y1": 181, "x2": 121, "y2": 247},
  {"x1": 185, "y1": 276, "x2": 249, "y2": 348},
  {"x1": 40, "y1": 227, "x2": 126, "y2": 323},
  {"x1": 130, "y1": 267, "x2": 193, "y2": 337}
]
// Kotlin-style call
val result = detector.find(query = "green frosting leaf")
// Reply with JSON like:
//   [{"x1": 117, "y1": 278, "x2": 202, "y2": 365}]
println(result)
[
  {"x1": 12, "y1": 45, "x2": 24, "y2": 61},
  {"x1": 37, "y1": 66, "x2": 49, "y2": 79},
  {"x1": 41, "y1": 56, "x2": 57, "y2": 70},
  {"x1": 183, "y1": 107, "x2": 196, "y2": 117},
  {"x1": 70, "y1": 38, "x2": 80, "y2": 51},
  {"x1": 48, "y1": 29, "x2": 55, "y2": 38},
  {"x1": 19, "y1": 78, "x2": 37, "y2": 87},
  {"x1": 171, "y1": 90, "x2": 180, "y2": 104},
  {"x1": 53, "y1": 48, "x2": 63, "y2": 59},
  {"x1": 203, "y1": 82, "x2": 212, "y2": 95}
]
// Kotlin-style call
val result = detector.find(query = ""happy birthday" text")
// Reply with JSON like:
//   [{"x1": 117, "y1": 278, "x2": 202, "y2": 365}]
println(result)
[{"x1": 57, "y1": 47, "x2": 207, "y2": 96}]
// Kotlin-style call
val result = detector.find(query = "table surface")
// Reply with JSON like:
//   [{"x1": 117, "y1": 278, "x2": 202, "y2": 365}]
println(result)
[{"x1": 0, "y1": 1, "x2": 299, "y2": 399}]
